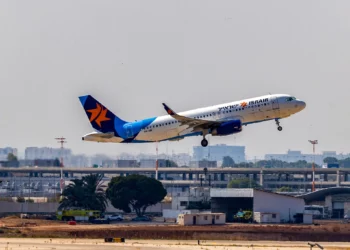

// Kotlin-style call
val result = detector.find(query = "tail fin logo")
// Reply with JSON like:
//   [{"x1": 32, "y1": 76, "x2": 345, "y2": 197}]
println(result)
[{"x1": 87, "y1": 103, "x2": 111, "y2": 127}]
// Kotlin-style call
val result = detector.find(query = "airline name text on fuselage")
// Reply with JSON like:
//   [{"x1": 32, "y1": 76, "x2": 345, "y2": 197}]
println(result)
[{"x1": 218, "y1": 98, "x2": 269, "y2": 111}]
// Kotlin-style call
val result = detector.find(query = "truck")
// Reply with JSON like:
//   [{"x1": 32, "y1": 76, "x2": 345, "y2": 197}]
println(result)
[
  {"x1": 234, "y1": 210, "x2": 253, "y2": 223},
  {"x1": 56, "y1": 209, "x2": 102, "y2": 222}
]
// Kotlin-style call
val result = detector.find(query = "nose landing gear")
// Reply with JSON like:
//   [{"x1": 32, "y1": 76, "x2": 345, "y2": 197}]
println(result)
[
  {"x1": 201, "y1": 130, "x2": 209, "y2": 147},
  {"x1": 275, "y1": 119, "x2": 283, "y2": 131},
  {"x1": 201, "y1": 138, "x2": 208, "y2": 147}
]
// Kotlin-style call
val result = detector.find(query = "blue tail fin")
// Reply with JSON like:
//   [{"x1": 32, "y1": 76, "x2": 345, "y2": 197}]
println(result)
[{"x1": 79, "y1": 95, "x2": 127, "y2": 133}]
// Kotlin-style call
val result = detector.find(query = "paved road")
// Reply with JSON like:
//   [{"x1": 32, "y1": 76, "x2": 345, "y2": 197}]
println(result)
[{"x1": 1, "y1": 238, "x2": 350, "y2": 250}]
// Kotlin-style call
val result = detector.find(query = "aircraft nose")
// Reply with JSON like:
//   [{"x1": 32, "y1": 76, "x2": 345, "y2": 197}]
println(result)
[{"x1": 298, "y1": 101, "x2": 306, "y2": 110}]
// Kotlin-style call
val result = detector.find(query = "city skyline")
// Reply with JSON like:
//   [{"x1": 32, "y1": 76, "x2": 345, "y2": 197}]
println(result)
[
  {"x1": 3, "y1": 145, "x2": 350, "y2": 162},
  {"x1": 1, "y1": 1, "x2": 350, "y2": 157}
]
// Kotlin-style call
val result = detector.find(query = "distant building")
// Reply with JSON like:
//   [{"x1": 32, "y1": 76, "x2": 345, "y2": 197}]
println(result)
[
  {"x1": 102, "y1": 159, "x2": 138, "y2": 168},
  {"x1": 190, "y1": 160, "x2": 217, "y2": 168},
  {"x1": 25, "y1": 147, "x2": 72, "y2": 160},
  {"x1": 140, "y1": 159, "x2": 156, "y2": 168},
  {"x1": 0, "y1": 160, "x2": 19, "y2": 167},
  {"x1": 0, "y1": 147, "x2": 18, "y2": 161},
  {"x1": 193, "y1": 144, "x2": 246, "y2": 163},
  {"x1": 265, "y1": 150, "x2": 350, "y2": 166}
]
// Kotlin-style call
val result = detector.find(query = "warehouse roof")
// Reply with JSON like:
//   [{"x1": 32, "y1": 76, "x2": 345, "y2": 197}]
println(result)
[
  {"x1": 210, "y1": 188, "x2": 303, "y2": 200},
  {"x1": 296, "y1": 187, "x2": 350, "y2": 202}
]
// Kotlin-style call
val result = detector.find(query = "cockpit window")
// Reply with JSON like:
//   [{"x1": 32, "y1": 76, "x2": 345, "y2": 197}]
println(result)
[{"x1": 286, "y1": 97, "x2": 296, "y2": 102}]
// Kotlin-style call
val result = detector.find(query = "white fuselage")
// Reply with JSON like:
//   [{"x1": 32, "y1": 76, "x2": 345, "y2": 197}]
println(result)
[{"x1": 82, "y1": 94, "x2": 306, "y2": 144}]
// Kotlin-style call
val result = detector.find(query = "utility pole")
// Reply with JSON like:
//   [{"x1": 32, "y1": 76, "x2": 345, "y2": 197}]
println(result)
[
  {"x1": 55, "y1": 137, "x2": 67, "y2": 194},
  {"x1": 308, "y1": 140, "x2": 318, "y2": 192}
]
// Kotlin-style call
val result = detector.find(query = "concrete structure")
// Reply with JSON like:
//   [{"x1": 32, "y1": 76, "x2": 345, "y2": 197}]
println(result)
[
  {"x1": 253, "y1": 212, "x2": 280, "y2": 223},
  {"x1": 298, "y1": 187, "x2": 350, "y2": 218},
  {"x1": 303, "y1": 213, "x2": 313, "y2": 224},
  {"x1": 193, "y1": 144, "x2": 246, "y2": 163},
  {"x1": 211, "y1": 188, "x2": 305, "y2": 223},
  {"x1": 189, "y1": 160, "x2": 217, "y2": 168},
  {"x1": 171, "y1": 187, "x2": 210, "y2": 210},
  {"x1": 177, "y1": 213, "x2": 226, "y2": 225},
  {"x1": 102, "y1": 160, "x2": 138, "y2": 168},
  {"x1": 2, "y1": 167, "x2": 350, "y2": 191},
  {"x1": 0, "y1": 201, "x2": 170, "y2": 214}
]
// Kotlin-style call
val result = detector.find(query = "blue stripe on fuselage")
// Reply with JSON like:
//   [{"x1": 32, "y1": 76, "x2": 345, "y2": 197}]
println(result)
[{"x1": 116, "y1": 117, "x2": 157, "y2": 140}]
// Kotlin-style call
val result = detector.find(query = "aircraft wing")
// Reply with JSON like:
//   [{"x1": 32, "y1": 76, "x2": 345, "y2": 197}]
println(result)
[{"x1": 162, "y1": 103, "x2": 222, "y2": 131}]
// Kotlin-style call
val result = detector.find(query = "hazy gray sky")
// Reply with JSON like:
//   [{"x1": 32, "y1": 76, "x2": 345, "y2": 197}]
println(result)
[{"x1": 1, "y1": 1, "x2": 350, "y2": 159}]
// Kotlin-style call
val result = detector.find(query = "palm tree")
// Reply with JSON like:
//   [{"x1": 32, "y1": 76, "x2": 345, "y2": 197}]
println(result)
[
  {"x1": 58, "y1": 179, "x2": 85, "y2": 209},
  {"x1": 58, "y1": 174, "x2": 107, "y2": 211},
  {"x1": 81, "y1": 174, "x2": 107, "y2": 211}
]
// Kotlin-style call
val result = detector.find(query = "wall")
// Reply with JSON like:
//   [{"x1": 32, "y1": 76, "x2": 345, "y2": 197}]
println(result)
[
  {"x1": 178, "y1": 213, "x2": 226, "y2": 225},
  {"x1": 253, "y1": 190, "x2": 304, "y2": 222},
  {"x1": 0, "y1": 201, "x2": 170, "y2": 214},
  {"x1": 253, "y1": 212, "x2": 280, "y2": 223}
]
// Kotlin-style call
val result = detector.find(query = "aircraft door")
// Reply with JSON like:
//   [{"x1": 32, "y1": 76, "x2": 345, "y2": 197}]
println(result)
[
  {"x1": 125, "y1": 124, "x2": 133, "y2": 138},
  {"x1": 271, "y1": 96, "x2": 279, "y2": 110},
  {"x1": 271, "y1": 96, "x2": 280, "y2": 117}
]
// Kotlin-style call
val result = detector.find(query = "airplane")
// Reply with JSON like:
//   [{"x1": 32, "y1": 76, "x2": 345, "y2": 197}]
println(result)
[{"x1": 78, "y1": 94, "x2": 306, "y2": 147}]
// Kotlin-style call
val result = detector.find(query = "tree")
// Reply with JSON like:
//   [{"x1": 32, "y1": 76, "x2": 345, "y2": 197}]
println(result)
[
  {"x1": 106, "y1": 174, "x2": 167, "y2": 217},
  {"x1": 227, "y1": 178, "x2": 261, "y2": 188},
  {"x1": 323, "y1": 157, "x2": 338, "y2": 164},
  {"x1": 222, "y1": 156, "x2": 235, "y2": 167},
  {"x1": 165, "y1": 160, "x2": 178, "y2": 168},
  {"x1": 276, "y1": 186, "x2": 293, "y2": 192},
  {"x1": 7, "y1": 153, "x2": 18, "y2": 162},
  {"x1": 58, "y1": 174, "x2": 107, "y2": 211}
]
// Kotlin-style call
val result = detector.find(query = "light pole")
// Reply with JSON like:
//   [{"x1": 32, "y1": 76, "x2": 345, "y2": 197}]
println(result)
[
  {"x1": 308, "y1": 140, "x2": 318, "y2": 192},
  {"x1": 55, "y1": 137, "x2": 67, "y2": 194}
]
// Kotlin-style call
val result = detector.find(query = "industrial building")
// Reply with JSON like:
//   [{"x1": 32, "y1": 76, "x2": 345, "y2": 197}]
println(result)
[
  {"x1": 298, "y1": 187, "x2": 350, "y2": 219},
  {"x1": 171, "y1": 187, "x2": 210, "y2": 210},
  {"x1": 211, "y1": 188, "x2": 306, "y2": 223}
]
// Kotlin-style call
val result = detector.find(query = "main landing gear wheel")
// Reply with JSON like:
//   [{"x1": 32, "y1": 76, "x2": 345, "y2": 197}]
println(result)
[
  {"x1": 201, "y1": 138, "x2": 208, "y2": 147},
  {"x1": 275, "y1": 119, "x2": 283, "y2": 132}
]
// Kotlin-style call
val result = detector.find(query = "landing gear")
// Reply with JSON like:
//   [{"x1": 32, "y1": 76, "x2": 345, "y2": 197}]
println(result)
[
  {"x1": 275, "y1": 119, "x2": 283, "y2": 131},
  {"x1": 201, "y1": 138, "x2": 208, "y2": 147}
]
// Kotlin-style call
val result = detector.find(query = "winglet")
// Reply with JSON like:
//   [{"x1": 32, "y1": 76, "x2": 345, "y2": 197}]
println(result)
[{"x1": 162, "y1": 103, "x2": 176, "y2": 116}]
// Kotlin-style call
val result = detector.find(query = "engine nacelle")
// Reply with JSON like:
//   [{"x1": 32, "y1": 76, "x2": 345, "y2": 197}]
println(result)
[{"x1": 211, "y1": 120, "x2": 242, "y2": 136}]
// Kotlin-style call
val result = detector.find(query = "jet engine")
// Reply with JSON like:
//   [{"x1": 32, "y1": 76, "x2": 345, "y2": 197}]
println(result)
[{"x1": 211, "y1": 120, "x2": 242, "y2": 136}]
